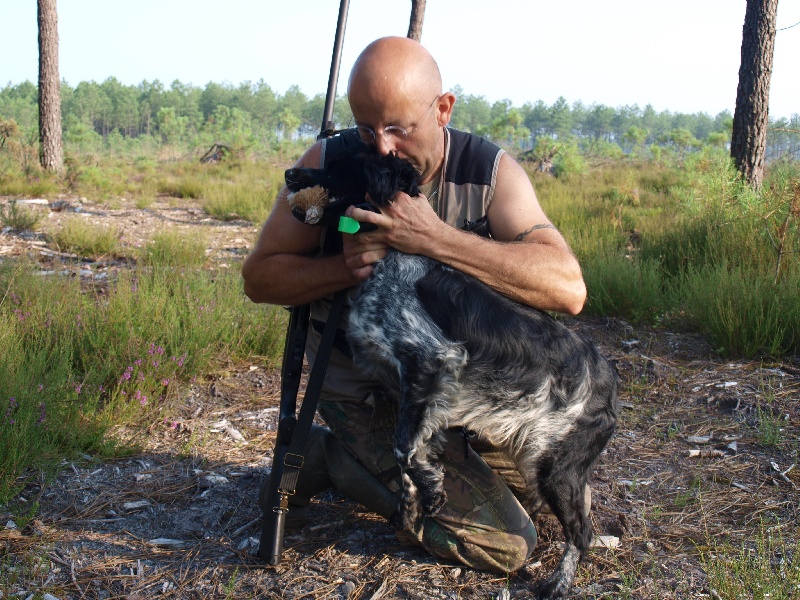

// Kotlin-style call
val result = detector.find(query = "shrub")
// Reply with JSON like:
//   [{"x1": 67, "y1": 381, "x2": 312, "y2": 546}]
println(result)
[{"x1": 0, "y1": 200, "x2": 43, "y2": 231}]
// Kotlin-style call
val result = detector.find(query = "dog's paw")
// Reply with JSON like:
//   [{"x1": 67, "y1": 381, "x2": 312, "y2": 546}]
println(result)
[
  {"x1": 533, "y1": 575, "x2": 573, "y2": 600},
  {"x1": 422, "y1": 488, "x2": 447, "y2": 517}
]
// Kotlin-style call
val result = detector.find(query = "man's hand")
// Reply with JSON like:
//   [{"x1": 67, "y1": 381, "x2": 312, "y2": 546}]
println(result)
[
  {"x1": 341, "y1": 221, "x2": 388, "y2": 281},
  {"x1": 345, "y1": 192, "x2": 442, "y2": 264}
]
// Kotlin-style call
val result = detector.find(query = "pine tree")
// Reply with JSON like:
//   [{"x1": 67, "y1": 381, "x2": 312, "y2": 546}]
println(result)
[
  {"x1": 731, "y1": 0, "x2": 779, "y2": 189},
  {"x1": 38, "y1": 0, "x2": 63, "y2": 172}
]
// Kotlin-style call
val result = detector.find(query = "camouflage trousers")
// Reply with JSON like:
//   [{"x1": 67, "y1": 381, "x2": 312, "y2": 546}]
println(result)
[{"x1": 317, "y1": 393, "x2": 538, "y2": 574}]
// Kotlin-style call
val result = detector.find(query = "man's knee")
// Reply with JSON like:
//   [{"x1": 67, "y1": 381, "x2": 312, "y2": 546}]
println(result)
[{"x1": 421, "y1": 516, "x2": 537, "y2": 574}]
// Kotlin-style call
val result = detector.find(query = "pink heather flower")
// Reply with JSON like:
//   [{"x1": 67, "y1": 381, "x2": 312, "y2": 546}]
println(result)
[
  {"x1": 74, "y1": 383, "x2": 82, "y2": 394},
  {"x1": 135, "y1": 359, "x2": 143, "y2": 366},
  {"x1": 162, "y1": 378, "x2": 170, "y2": 386},
  {"x1": 38, "y1": 384, "x2": 44, "y2": 392},
  {"x1": 134, "y1": 390, "x2": 147, "y2": 405}
]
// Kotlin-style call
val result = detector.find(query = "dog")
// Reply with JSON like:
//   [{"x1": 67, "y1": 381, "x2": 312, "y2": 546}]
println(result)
[{"x1": 284, "y1": 144, "x2": 618, "y2": 599}]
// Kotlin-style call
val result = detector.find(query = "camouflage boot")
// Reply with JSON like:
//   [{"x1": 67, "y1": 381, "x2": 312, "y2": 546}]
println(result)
[{"x1": 259, "y1": 425, "x2": 399, "y2": 530}]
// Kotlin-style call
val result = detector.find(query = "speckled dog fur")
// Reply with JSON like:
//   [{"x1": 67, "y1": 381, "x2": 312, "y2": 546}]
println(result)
[{"x1": 285, "y1": 146, "x2": 619, "y2": 599}]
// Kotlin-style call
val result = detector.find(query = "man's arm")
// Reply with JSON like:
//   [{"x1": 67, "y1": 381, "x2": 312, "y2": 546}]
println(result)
[
  {"x1": 241, "y1": 142, "x2": 362, "y2": 306},
  {"x1": 345, "y1": 153, "x2": 587, "y2": 314}
]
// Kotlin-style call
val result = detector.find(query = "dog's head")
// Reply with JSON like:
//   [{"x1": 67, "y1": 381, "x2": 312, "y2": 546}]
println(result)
[{"x1": 285, "y1": 145, "x2": 420, "y2": 227}]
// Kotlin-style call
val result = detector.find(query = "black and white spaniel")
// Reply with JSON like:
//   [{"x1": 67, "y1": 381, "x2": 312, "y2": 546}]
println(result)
[{"x1": 284, "y1": 145, "x2": 618, "y2": 599}]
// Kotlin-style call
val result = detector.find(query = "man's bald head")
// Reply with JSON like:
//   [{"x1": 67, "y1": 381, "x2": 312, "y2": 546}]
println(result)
[{"x1": 347, "y1": 37, "x2": 442, "y2": 106}]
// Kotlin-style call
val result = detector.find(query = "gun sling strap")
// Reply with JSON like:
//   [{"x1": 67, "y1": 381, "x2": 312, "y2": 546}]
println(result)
[{"x1": 276, "y1": 289, "x2": 347, "y2": 498}]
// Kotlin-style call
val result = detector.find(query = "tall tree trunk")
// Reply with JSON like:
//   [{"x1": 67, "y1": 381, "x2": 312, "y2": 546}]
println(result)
[
  {"x1": 730, "y1": 0, "x2": 778, "y2": 189},
  {"x1": 38, "y1": 0, "x2": 63, "y2": 173},
  {"x1": 407, "y1": 0, "x2": 426, "y2": 41}
]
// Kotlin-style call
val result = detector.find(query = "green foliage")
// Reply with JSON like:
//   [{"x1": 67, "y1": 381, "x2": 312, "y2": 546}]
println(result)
[
  {"x1": 678, "y1": 262, "x2": 799, "y2": 356},
  {"x1": 0, "y1": 200, "x2": 43, "y2": 231},
  {"x1": 552, "y1": 138, "x2": 588, "y2": 178},
  {"x1": 533, "y1": 154, "x2": 800, "y2": 357},
  {"x1": 51, "y1": 217, "x2": 121, "y2": 258},
  {"x1": 139, "y1": 229, "x2": 209, "y2": 268},
  {"x1": 4, "y1": 79, "x2": 797, "y2": 162},
  {"x1": 582, "y1": 252, "x2": 664, "y2": 322},
  {"x1": 0, "y1": 262, "x2": 287, "y2": 502},
  {"x1": 700, "y1": 521, "x2": 800, "y2": 600},
  {"x1": 157, "y1": 177, "x2": 205, "y2": 199},
  {"x1": 200, "y1": 163, "x2": 283, "y2": 223}
]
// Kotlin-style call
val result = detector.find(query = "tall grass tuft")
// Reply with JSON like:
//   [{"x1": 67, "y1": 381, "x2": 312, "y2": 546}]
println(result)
[
  {"x1": 202, "y1": 175, "x2": 282, "y2": 223},
  {"x1": 1, "y1": 200, "x2": 43, "y2": 231},
  {"x1": 51, "y1": 217, "x2": 122, "y2": 258},
  {"x1": 0, "y1": 262, "x2": 287, "y2": 502},
  {"x1": 139, "y1": 228, "x2": 209, "y2": 267},
  {"x1": 581, "y1": 251, "x2": 664, "y2": 322},
  {"x1": 679, "y1": 263, "x2": 799, "y2": 357}
]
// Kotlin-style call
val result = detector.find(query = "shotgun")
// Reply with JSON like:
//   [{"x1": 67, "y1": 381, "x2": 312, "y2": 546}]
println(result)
[{"x1": 257, "y1": 0, "x2": 350, "y2": 566}]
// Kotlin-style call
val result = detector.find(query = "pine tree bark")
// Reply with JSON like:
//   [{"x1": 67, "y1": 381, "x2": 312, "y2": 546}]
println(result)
[
  {"x1": 730, "y1": 0, "x2": 778, "y2": 189},
  {"x1": 407, "y1": 0, "x2": 426, "y2": 41},
  {"x1": 38, "y1": 0, "x2": 63, "y2": 172}
]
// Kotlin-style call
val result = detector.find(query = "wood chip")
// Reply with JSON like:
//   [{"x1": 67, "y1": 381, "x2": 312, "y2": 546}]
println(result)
[
  {"x1": 687, "y1": 448, "x2": 725, "y2": 458},
  {"x1": 592, "y1": 535, "x2": 621, "y2": 548},
  {"x1": 147, "y1": 538, "x2": 186, "y2": 548},
  {"x1": 122, "y1": 500, "x2": 152, "y2": 511}
]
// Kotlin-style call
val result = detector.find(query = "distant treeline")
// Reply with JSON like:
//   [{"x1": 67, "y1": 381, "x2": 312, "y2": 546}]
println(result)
[{"x1": 1, "y1": 78, "x2": 798, "y2": 161}]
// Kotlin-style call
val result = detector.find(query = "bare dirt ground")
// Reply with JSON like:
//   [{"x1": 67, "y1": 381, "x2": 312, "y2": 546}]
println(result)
[{"x1": 1, "y1": 195, "x2": 799, "y2": 599}]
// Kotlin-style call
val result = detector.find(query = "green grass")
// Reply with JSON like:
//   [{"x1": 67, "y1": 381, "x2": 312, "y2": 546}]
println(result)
[
  {"x1": 700, "y1": 522, "x2": 800, "y2": 600},
  {"x1": 2, "y1": 155, "x2": 286, "y2": 224},
  {"x1": 51, "y1": 216, "x2": 122, "y2": 258},
  {"x1": 139, "y1": 228, "x2": 209, "y2": 267},
  {"x1": 0, "y1": 261, "x2": 287, "y2": 502},
  {"x1": 532, "y1": 151, "x2": 800, "y2": 357},
  {"x1": 0, "y1": 200, "x2": 43, "y2": 231}
]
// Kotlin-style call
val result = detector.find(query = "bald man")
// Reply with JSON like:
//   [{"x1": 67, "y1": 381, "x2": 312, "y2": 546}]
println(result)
[{"x1": 243, "y1": 37, "x2": 586, "y2": 574}]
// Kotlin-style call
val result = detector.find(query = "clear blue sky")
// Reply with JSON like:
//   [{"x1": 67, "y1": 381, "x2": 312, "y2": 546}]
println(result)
[{"x1": 3, "y1": 0, "x2": 799, "y2": 120}]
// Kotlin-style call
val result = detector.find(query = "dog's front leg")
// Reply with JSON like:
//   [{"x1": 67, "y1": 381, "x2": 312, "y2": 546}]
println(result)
[{"x1": 393, "y1": 363, "x2": 449, "y2": 532}]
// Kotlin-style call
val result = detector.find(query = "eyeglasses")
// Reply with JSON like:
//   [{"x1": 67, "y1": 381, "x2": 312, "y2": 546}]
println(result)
[{"x1": 355, "y1": 95, "x2": 440, "y2": 145}]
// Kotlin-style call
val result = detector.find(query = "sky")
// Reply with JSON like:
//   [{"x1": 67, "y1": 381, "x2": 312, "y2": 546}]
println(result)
[{"x1": 2, "y1": 0, "x2": 799, "y2": 120}]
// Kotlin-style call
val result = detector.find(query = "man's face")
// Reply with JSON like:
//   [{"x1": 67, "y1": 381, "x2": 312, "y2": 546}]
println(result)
[{"x1": 350, "y1": 93, "x2": 443, "y2": 183}]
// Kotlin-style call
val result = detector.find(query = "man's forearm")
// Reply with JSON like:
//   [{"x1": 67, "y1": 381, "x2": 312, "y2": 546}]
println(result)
[
  {"x1": 424, "y1": 226, "x2": 586, "y2": 315},
  {"x1": 242, "y1": 253, "x2": 357, "y2": 306}
]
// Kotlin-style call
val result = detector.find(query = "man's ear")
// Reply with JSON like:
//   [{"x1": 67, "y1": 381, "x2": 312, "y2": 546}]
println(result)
[{"x1": 435, "y1": 92, "x2": 457, "y2": 127}]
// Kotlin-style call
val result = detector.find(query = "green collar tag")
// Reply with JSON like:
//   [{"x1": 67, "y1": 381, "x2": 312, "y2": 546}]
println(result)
[{"x1": 338, "y1": 216, "x2": 361, "y2": 234}]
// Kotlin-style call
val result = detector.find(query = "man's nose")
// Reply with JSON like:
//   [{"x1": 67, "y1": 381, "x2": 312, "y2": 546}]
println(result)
[{"x1": 373, "y1": 131, "x2": 396, "y2": 156}]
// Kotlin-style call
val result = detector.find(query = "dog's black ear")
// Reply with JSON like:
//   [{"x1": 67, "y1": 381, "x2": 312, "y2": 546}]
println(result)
[
  {"x1": 363, "y1": 153, "x2": 421, "y2": 207},
  {"x1": 397, "y1": 159, "x2": 420, "y2": 197}
]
